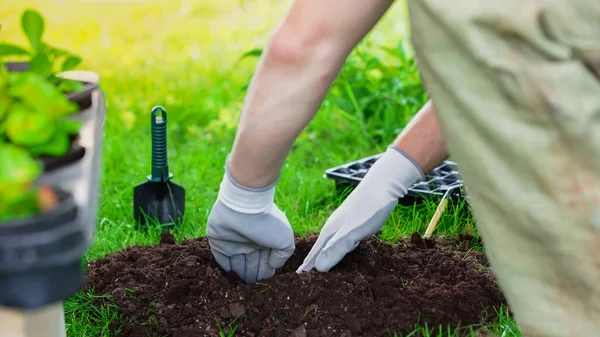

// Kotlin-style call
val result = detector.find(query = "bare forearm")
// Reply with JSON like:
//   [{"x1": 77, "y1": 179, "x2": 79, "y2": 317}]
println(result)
[
  {"x1": 228, "y1": 0, "x2": 395, "y2": 188},
  {"x1": 228, "y1": 40, "x2": 342, "y2": 188},
  {"x1": 393, "y1": 99, "x2": 449, "y2": 174}
]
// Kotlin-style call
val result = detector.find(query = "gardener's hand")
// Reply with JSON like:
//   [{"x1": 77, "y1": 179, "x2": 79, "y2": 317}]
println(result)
[
  {"x1": 297, "y1": 146, "x2": 424, "y2": 273},
  {"x1": 206, "y1": 163, "x2": 295, "y2": 284}
]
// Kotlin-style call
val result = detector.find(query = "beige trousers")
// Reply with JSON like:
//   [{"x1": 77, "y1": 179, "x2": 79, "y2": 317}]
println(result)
[{"x1": 406, "y1": 0, "x2": 600, "y2": 336}]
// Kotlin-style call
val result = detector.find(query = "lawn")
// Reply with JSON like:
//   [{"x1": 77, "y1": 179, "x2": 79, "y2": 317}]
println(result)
[{"x1": 1, "y1": 0, "x2": 520, "y2": 336}]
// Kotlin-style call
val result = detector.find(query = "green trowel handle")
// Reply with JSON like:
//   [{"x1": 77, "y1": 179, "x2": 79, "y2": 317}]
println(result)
[{"x1": 150, "y1": 106, "x2": 172, "y2": 182}]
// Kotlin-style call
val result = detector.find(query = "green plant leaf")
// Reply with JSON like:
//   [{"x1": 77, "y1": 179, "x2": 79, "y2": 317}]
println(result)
[
  {"x1": 61, "y1": 55, "x2": 82, "y2": 71},
  {"x1": 0, "y1": 43, "x2": 29, "y2": 57},
  {"x1": 57, "y1": 118, "x2": 83, "y2": 135},
  {"x1": 8, "y1": 72, "x2": 79, "y2": 118},
  {"x1": 29, "y1": 52, "x2": 52, "y2": 74},
  {"x1": 239, "y1": 48, "x2": 263, "y2": 61},
  {"x1": 44, "y1": 44, "x2": 68, "y2": 58},
  {"x1": 27, "y1": 129, "x2": 70, "y2": 157},
  {"x1": 0, "y1": 61, "x2": 8, "y2": 86},
  {"x1": 21, "y1": 9, "x2": 45, "y2": 51},
  {"x1": 57, "y1": 78, "x2": 84, "y2": 93},
  {"x1": 0, "y1": 142, "x2": 43, "y2": 210},
  {"x1": 0, "y1": 119, "x2": 6, "y2": 136},
  {"x1": 0, "y1": 141, "x2": 42, "y2": 183},
  {"x1": 5, "y1": 104, "x2": 56, "y2": 147},
  {"x1": 0, "y1": 189, "x2": 40, "y2": 222},
  {"x1": 0, "y1": 94, "x2": 10, "y2": 122}
]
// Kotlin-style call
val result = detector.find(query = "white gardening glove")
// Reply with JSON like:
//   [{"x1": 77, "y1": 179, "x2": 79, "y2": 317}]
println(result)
[
  {"x1": 297, "y1": 146, "x2": 424, "y2": 273},
  {"x1": 206, "y1": 160, "x2": 295, "y2": 283}
]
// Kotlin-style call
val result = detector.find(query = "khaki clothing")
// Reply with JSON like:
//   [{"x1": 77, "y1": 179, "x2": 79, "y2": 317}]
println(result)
[{"x1": 406, "y1": 0, "x2": 600, "y2": 336}]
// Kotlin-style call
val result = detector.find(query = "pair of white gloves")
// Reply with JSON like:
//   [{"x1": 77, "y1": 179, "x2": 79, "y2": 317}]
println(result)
[{"x1": 206, "y1": 146, "x2": 424, "y2": 283}]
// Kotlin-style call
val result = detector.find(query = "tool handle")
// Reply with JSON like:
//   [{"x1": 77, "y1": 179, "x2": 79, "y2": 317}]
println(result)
[
  {"x1": 150, "y1": 106, "x2": 170, "y2": 182},
  {"x1": 424, "y1": 198, "x2": 448, "y2": 238},
  {"x1": 423, "y1": 184, "x2": 462, "y2": 238}
]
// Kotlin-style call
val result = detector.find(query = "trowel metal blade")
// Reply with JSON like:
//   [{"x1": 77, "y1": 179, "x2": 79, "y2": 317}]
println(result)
[{"x1": 133, "y1": 180, "x2": 185, "y2": 228}]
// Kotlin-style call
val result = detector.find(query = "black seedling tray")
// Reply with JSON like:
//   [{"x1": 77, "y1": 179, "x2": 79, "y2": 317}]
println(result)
[{"x1": 324, "y1": 153, "x2": 467, "y2": 205}]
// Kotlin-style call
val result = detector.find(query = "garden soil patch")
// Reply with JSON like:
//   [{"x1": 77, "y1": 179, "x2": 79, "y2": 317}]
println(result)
[{"x1": 85, "y1": 232, "x2": 507, "y2": 337}]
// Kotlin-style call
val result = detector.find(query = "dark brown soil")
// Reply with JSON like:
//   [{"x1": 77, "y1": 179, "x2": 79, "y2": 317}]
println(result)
[{"x1": 85, "y1": 232, "x2": 506, "y2": 337}]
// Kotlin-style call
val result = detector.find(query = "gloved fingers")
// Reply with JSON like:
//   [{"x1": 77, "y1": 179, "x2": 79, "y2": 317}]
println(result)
[
  {"x1": 230, "y1": 254, "x2": 246, "y2": 282},
  {"x1": 296, "y1": 200, "x2": 360, "y2": 273},
  {"x1": 268, "y1": 246, "x2": 294, "y2": 269},
  {"x1": 315, "y1": 201, "x2": 398, "y2": 272},
  {"x1": 212, "y1": 250, "x2": 232, "y2": 272},
  {"x1": 244, "y1": 250, "x2": 262, "y2": 284},
  {"x1": 314, "y1": 232, "x2": 359, "y2": 272},
  {"x1": 296, "y1": 231, "x2": 335, "y2": 273},
  {"x1": 257, "y1": 249, "x2": 275, "y2": 281}
]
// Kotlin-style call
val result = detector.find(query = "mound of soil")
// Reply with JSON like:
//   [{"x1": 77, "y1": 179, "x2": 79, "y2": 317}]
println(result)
[{"x1": 85, "y1": 232, "x2": 506, "y2": 337}]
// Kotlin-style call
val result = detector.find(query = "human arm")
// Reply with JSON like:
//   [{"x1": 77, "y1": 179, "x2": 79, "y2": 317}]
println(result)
[
  {"x1": 392, "y1": 99, "x2": 449, "y2": 174},
  {"x1": 206, "y1": 0, "x2": 397, "y2": 283},
  {"x1": 228, "y1": 0, "x2": 396, "y2": 188},
  {"x1": 297, "y1": 99, "x2": 449, "y2": 272}
]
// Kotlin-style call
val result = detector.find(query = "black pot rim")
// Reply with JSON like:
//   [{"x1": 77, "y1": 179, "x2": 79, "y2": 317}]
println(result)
[
  {"x1": 68, "y1": 81, "x2": 98, "y2": 111},
  {"x1": 0, "y1": 187, "x2": 75, "y2": 230},
  {"x1": 38, "y1": 135, "x2": 86, "y2": 173}
]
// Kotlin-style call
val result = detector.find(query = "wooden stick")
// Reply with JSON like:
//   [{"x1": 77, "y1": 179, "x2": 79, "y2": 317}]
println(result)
[
  {"x1": 424, "y1": 197, "x2": 448, "y2": 238},
  {"x1": 0, "y1": 302, "x2": 65, "y2": 337},
  {"x1": 423, "y1": 184, "x2": 461, "y2": 239}
]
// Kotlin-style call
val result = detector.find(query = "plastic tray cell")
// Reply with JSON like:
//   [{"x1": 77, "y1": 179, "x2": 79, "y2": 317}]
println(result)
[{"x1": 324, "y1": 153, "x2": 467, "y2": 205}]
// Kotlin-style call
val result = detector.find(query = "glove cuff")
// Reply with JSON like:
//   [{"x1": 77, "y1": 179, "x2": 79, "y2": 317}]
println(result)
[
  {"x1": 364, "y1": 146, "x2": 425, "y2": 198},
  {"x1": 387, "y1": 145, "x2": 425, "y2": 182},
  {"x1": 217, "y1": 155, "x2": 277, "y2": 214}
]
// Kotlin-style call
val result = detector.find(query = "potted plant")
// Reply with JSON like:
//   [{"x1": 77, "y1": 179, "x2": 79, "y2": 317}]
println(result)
[{"x1": 0, "y1": 8, "x2": 105, "y2": 313}]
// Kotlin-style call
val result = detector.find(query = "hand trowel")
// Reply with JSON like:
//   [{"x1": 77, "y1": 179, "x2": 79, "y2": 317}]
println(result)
[{"x1": 133, "y1": 106, "x2": 185, "y2": 229}]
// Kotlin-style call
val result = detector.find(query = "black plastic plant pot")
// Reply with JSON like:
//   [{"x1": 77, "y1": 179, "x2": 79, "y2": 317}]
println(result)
[
  {"x1": 0, "y1": 188, "x2": 87, "y2": 310},
  {"x1": 324, "y1": 153, "x2": 468, "y2": 206},
  {"x1": 5, "y1": 62, "x2": 107, "y2": 242}
]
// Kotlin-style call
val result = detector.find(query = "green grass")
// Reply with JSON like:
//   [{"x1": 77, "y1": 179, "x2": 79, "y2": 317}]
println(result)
[{"x1": 1, "y1": 0, "x2": 520, "y2": 336}]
